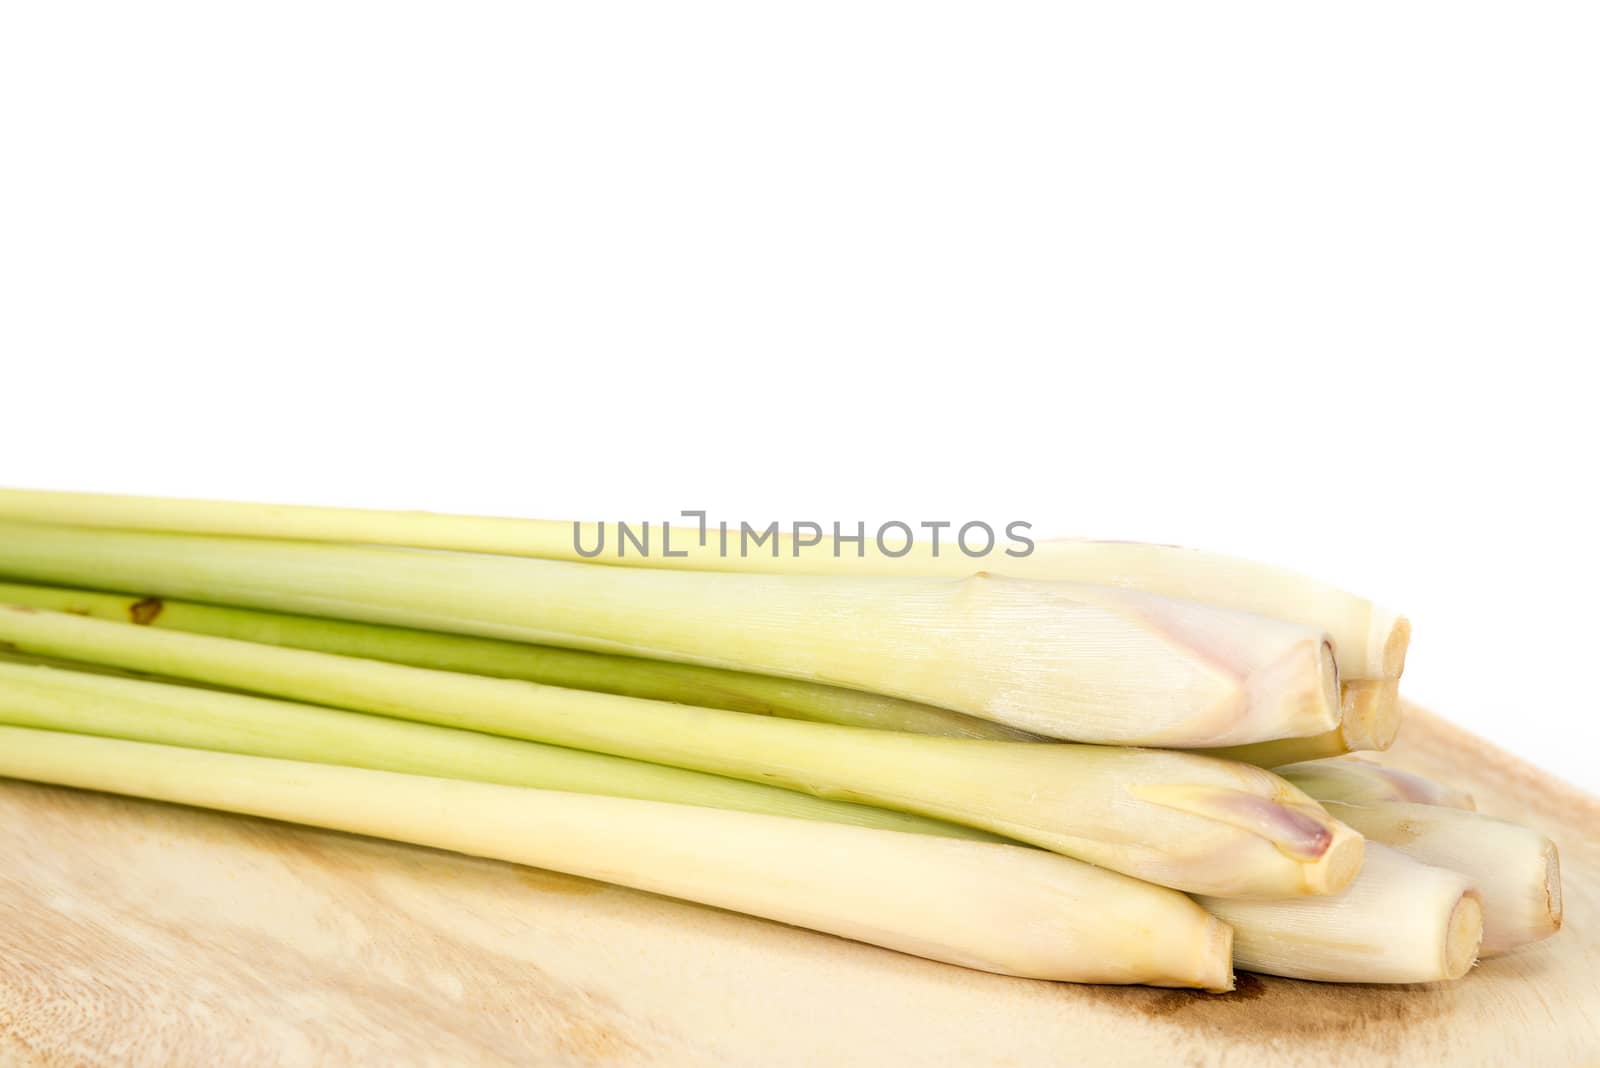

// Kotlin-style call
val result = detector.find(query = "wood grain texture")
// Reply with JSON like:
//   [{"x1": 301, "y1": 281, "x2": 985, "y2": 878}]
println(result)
[{"x1": 1, "y1": 705, "x2": 1597, "y2": 1067}]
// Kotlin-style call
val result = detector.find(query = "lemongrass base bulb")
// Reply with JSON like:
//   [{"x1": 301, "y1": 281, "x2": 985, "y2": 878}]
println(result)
[
  {"x1": 1322, "y1": 800, "x2": 1562, "y2": 956},
  {"x1": 1200, "y1": 844, "x2": 1481, "y2": 983}
]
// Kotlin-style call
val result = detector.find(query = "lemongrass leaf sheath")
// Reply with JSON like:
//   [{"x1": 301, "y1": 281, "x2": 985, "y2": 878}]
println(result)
[
  {"x1": 0, "y1": 582, "x2": 1034, "y2": 741},
  {"x1": 0, "y1": 604, "x2": 1359, "y2": 897},
  {"x1": 1321, "y1": 801, "x2": 1561, "y2": 956},
  {"x1": 1199, "y1": 844, "x2": 1481, "y2": 983},
  {"x1": 1276, "y1": 757, "x2": 1475, "y2": 810},
  {"x1": 0, "y1": 660, "x2": 991, "y2": 840},
  {"x1": 0, "y1": 488, "x2": 1408, "y2": 686},
  {"x1": 0, "y1": 727, "x2": 1235, "y2": 989},
  {"x1": 0, "y1": 523, "x2": 1341, "y2": 747}
]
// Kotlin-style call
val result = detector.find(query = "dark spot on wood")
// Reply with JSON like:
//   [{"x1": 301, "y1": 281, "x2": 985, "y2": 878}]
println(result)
[
  {"x1": 1128, "y1": 972, "x2": 1270, "y2": 1019},
  {"x1": 1068, "y1": 971, "x2": 1454, "y2": 1044},
  {"x1": 129, "y1": 598, "x2": 165, "y2": 625},
  {"x1": 1227, "y1": 972, "x2": 1268, "y2": 1000}
]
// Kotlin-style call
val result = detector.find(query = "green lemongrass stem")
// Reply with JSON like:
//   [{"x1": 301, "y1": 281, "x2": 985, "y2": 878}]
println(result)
[
  {"x1": 1199, "y1": 844, "x2": 1481, "y2": 983},
  {"x1": 1200, "y1": 683, "x2": 1402, "y2": 767},
  {"x1": 1, "y1": 583, "x2": 1423, "y2": 768},
  {"x1": 0, "y1": 582, "x2": 1033, "y2": 741},
  {"x1": 0, "y1": 727, "x2": 1235, "y2": 990},
  {"x1": 30, "y1": 585, "x2": 1466, "y2": 773},
  {"x1": 0, "y1": 604, "x2": 1360, "y2": 897},
  {"x1": 0, "y1": 488, "x2": 1409, "y2": 687},
  {"x1": 0, "y1": 660, "x2": 991, "y2": 840},
  {"x1": 1276, "y1": 757, "x2": 1475, "y2": 810},
  {"x1": 1321, "y1": 801, "x2": 1562, "y2": 956},
  {"x1": 0, "y1": 523, "x2": 1342, "y2": 748}
]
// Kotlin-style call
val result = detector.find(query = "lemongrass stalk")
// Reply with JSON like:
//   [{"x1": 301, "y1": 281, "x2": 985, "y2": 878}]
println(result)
[
  {"x1": 1199, "y1": 844, "x2": 1481, "y2": 983},
  {"x1": 0, "y1": 644, "x2": 152, "y2": 679},
  {"x1": 1200, "y1": 684, "x2": 1401, "y2": 766},
  {"x1": 1199, "y1": 733, "x2": 1348, "y2": 768},
  {"x1": 0, "y1": 660, "x2": 990, "y2": 840},
  {"x1": 0, "y1": 604, "x2": 1359, "y2": 897},
  {"x1": 1321, "y1": 801, "x2": 1561, "y2": 956},
  {"x1": 1276, "y1": 757, "x2": 1475, "y2": 810},
  {"x1": 0, "y1": 488, "x2": 1408, "y2": 685},
  {"x1": 0, "y1": 727, "x2": 1235, "y2": 989},
  {"x1": 0, "y1": 523, "x2": 1340, "y2": 748},
  {"x1": 0, "y1": 582, "x2": 1032, "y2": 741}
]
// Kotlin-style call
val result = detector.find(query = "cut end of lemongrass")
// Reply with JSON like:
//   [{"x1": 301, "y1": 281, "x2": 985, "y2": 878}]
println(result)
[
  {"x1": 1314, "y1": 819, "x2": 1366, "y2": 896},
  {"x1": 1194, "y1": 917, "x2": 1238, "y2": 994},
  {"x1": 1339, "y1": 678, "x2": 1402, "y2": 752},
  {"x1": 1237, "y1": 637, "x2": 1342, "y2": 751},
  {"x1": 1494, "y1": 839, "x2": 1562, "y2": 957},
  {"x1": 1200, "y1": 844, "x2": 1481, "y2": 984},
  {"x1": 1372, "y1": 610, "x2": 1412, "y2": 679},
  {"x1": 1321, "y1": 800, "x2": 1562, "y2": 957},
  {"x1": 1444, "y1": 894, "x2": 1485, "y2": 981},
  {"x1": 1276, "y1": 756, "x2": 1476, "y2": 810},
  {"x1": 1542, "y1": 840, "x2": 1565, "y2": 939}
]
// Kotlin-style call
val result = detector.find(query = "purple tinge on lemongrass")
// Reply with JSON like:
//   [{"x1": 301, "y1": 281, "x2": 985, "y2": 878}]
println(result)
[
  {"x1": 1128, "y1": 784, "x2": 1338, "y2": 861},
  {"x1": 1276, "y1": 756, "x2": 1476, "y2": 810}
]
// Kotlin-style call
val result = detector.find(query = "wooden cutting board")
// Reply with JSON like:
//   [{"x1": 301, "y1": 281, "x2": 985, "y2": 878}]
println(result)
[{"x1": 2, "y1": 706, "x2": 1596, "y2": 1067}]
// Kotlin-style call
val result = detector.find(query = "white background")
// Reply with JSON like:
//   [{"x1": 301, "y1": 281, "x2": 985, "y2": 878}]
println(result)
[{"x1": 2, "y1": 5, "x2": 1596, "y2": 790}]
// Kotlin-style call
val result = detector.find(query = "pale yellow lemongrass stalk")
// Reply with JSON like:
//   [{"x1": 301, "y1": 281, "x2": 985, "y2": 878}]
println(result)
[
  {"x1": 1276, "y1": 756, "x2": 1475, "y2": 810},
  {"x1": 1321, "y1": 801, "x2": 1562, "y2": 956},
  {"x1": 0, "y1": 659, "x2": 990, "y2": 840},
  {"x1": 0, "y1": 488, "x2": 1407, "y2": 683},
  {"x1": 0, "y1": 726, "x2": 1235, "y2": 989},
  {"x1": 1199, "y1": 844, "x2": 1481, "y2": 983},
  {"x1": 0, "y1": 582, "x2": 1033, "y2": 741},
  {"x1": 0, "y1": 604, "x2": 1359, "y2": 897},
  {"x1": 0, "y1": 522, "x2": 1340, "y2": 747}
]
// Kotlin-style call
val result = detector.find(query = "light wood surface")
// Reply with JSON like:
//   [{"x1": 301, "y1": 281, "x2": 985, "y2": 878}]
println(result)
[{"x1": 2, "y1": 706, "x2": 1596, "y2": 1066}]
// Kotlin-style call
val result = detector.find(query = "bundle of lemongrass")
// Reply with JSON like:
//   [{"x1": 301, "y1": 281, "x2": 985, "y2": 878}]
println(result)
[{"x1": 0, "y1": 489, "x2": 1563, "y2": 993}]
